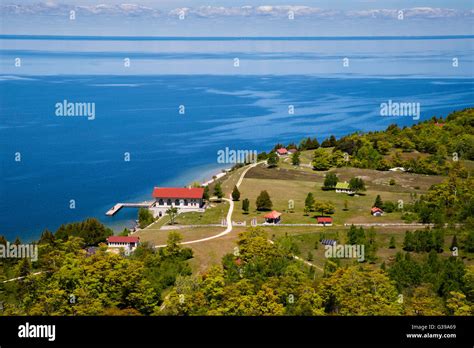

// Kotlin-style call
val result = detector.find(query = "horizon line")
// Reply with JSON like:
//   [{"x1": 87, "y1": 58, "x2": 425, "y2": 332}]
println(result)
[{"x1": 1, "y1": 34, "x2": 474, "y2": 41}]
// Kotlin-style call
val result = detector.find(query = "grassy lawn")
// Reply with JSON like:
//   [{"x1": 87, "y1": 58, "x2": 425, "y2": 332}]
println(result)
[
  {"x1": 174, "y1": 200, "x2": 229, "y2": 225},
  {"x1": 135, "y1": 226, "x2": 226, "y2": 246},
  {"x1": 136, "y1": 160, "x2": 470, "y2": 276},
  {"x1": 233, "y1": 177, "x2": 410, "y2": 225},
  {"x1": 232, "y1": 163, "x2": 445, "y2": 225},
  {"x1": 142, "y1": 200, "x2": 230, "y2": 230},
  {"x1": 187, "y1": 227, "x2": 245, "y2": 274}
]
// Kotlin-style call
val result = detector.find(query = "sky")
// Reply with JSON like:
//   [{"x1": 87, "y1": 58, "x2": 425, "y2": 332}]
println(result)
[
  {"x1": 0, "y1": 1, "x2": 473, "y2": 36},
  {"x1": 6, "y1": 0, "x2": 474, "y2": 10}
]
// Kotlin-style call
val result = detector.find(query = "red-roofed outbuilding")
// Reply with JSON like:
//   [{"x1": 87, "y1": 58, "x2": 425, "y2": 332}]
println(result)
[
  {"x1": 371, "y1": 207, "x2": 384, "y2": 216},
  {"x1": 317, "y1": 217, "x2": 333, "y2": 226},
  {"x1": 276, "y1": 148, "x2": 288, "y2": 156},
  {"x1": 107, "y1": 236, "x2": 140, "y2": 253},
  {"x1": 264, "y1": 210, "x2": 282, "y2": 224}
]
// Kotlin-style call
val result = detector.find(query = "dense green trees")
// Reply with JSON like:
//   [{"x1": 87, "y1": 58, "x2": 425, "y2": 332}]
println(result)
[
  {"x1": 403, "y1": 229, "x2": 444, "y2": 253},
  {"x1": 55, "y1": 218, "x2": 113, "y2": 246},
  {"x1": 320, "y1": 266, "x2": 402, "y2": 315},
  {"x1": 299, "y1": 137, "x2": 320, "y2": 150},
  {"x1": 1, "y1": 221, "x2": 471, "y2": 316},
  {"x1": 312, "y1": 148, "x2": 331, "y2": 171},
  {"x1": 293, "y1": 108, "x2": 474, "y2": 174},
  {"x1": 313, "y1": 201, "x2": 335, "y2": 216},
  {"x1": 1, "y1": 229, "x2": 193, "y2": 316},
  {"x1": 348, "y1": 177, "x2": 366, "y2": 193}
]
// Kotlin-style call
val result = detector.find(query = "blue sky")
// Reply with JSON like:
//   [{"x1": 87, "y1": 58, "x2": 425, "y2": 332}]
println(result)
[
  {"x1": 8, "y1": 0, "x2": 474, "y2": 10},
  {"x1": 1, "y1": 1, "x2": 473, "y2": 36}
]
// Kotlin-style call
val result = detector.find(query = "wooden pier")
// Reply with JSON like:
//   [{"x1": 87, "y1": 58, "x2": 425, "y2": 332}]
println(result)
[{"x1": 106, "y1": 201, "x2": 154, "y2": 216}]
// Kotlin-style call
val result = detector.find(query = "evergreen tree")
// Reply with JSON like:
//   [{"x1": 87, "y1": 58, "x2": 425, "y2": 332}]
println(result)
[
  {"x1": 373, "y1": 195, "x2": 384, "y2": 208},
  {"x1": 267, "y1": 152, "x2": 279, "y2": 168},
  {"x1": 214, "y1": 183, "x2": 224, "y2": 200},
  {"x1": 466, "y1": 230, "x2": 474, "y2": 252},
  {"x1": 119, "y1": 228, "x2": 129, "y2": 236},
  {"x1": 450, "y1": 234, "x2": 458, "y2": 251},
  {"x1": 343, "y1": 199, "x2": 349, "y2": 211},
  {"x1": 323, "y1": 173, "x2": 339, "y2": 189},
  {"x1": 321, "y1": 135, "x2": 337, "y2": 148},
  {"x1": 403, "y1": 231, "x2": 415, "y2": 251},
  {"x1": 389, "y1": 236, "x2": 396, "y2": 249},
  {"x1": 292, "y1": 151, "x2": 301, "y2": 166},
  {"x1": 39, "y1": 229, "x2": 55, "y2": 245},
  {"x1": 256, "y1": 191, "x2": 273, "y2": 211},
  {"x1": 304, "y1": 193, "x2": 315, "y2": 212},
  {"x1": 203, "y1": 186, "x2": 210, "y2": 200},
  {"x1": 433, "y1": 229, "x2": 444, "y2": 253},
  {"x1": 231, "y1": 186, "x2": 240, "y2": 201},
  {"x1": 242, "y1": 198, "x2": 250, "y2": 214}
]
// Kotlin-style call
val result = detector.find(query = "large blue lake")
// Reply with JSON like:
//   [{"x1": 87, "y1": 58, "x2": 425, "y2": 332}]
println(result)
[{"x1": 0, "y1": 36, "x2": 473, "y2": 241}]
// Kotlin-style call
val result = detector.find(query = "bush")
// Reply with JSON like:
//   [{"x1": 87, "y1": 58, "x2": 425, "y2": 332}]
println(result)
[{"x1": 383, "y1": 201, "x2": 396, "y2": 213}]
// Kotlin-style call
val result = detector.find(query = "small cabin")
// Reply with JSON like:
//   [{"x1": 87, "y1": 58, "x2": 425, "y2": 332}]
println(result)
[
  {"x1": 264, "y1": 210, "x2": 282, "y2": 224},
  {"x1": 317, "y1": 217, "x2": 333, "y2": 226},
  {"x1": 107, "y1": 236, "x2": 140, "y2": 254},
  {"x1": 371, "y1": 207, "x2": 384, "y2": 216},
  {"x1": 335, "y1": 182, "x2": 354, "y2": 194}
]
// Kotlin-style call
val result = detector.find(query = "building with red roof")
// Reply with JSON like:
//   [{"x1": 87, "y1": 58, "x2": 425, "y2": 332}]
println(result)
[
  {"x1": 264, "y1": 210, "x2": 282, "y2": 224},
  {"x1": 276, "y1": 148, "x2": 288, "y2": 156},
  {"x1": 371, "y1": 207, "x2": 384, "y2": 216},
  {"x1": 150, "y1": 187, "x2": 206, "y2": 218},
  {"x1": 107, "y1": 236, "x2": 140, "y2": 254},
  {"x1": 316, "y1": 217, "x2": 333, "y2": 226}
]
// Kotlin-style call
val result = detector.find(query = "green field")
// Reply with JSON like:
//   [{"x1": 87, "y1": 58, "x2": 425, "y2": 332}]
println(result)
[
  {"x1": 136, "y1": 158, "x2": 470, "y2": 275},
  {"x1": 233, "y1": 163, "x2": 444, "y2": 225}
]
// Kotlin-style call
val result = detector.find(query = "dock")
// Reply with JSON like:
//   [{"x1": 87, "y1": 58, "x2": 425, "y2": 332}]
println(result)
[{"x1": 106, "y1": 201, "x2": 154, "y2": 216}]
